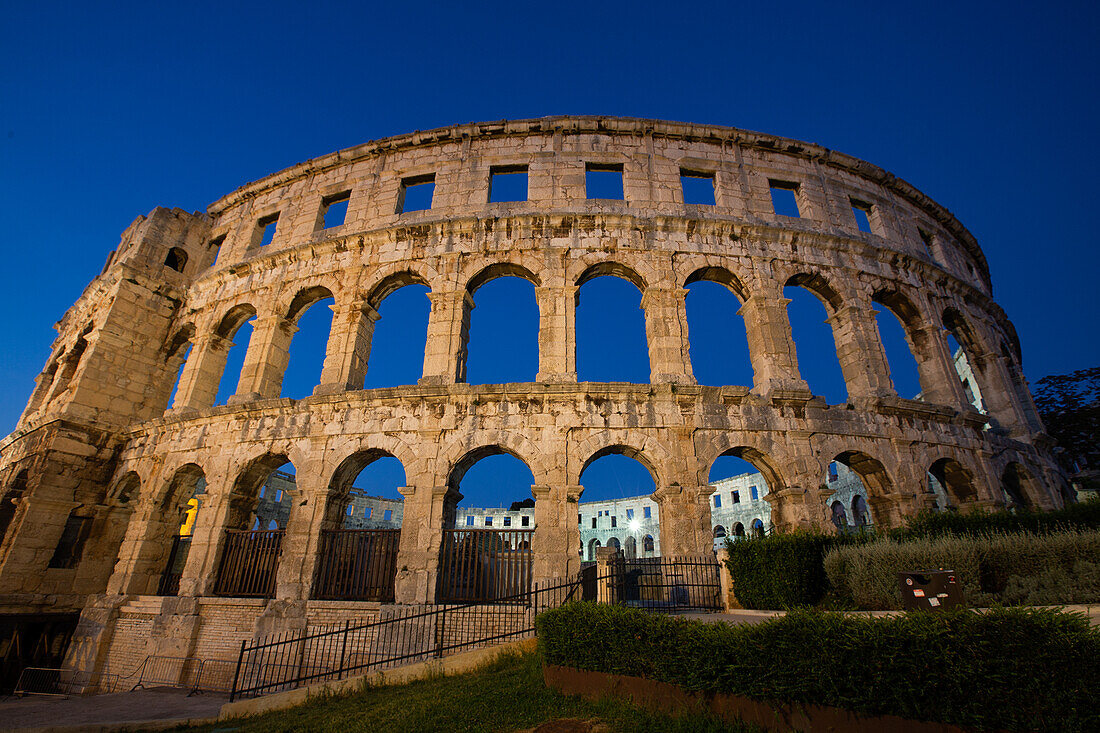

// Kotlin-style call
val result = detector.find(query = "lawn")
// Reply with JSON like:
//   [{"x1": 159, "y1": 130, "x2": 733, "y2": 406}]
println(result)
[{"x1": 178, "y1": 650, "x2": 760, "y2": 733}]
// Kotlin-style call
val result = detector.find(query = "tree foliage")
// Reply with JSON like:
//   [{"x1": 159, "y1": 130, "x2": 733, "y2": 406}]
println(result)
[{"x1": 1033, "y1": 367, "x2": 1100, "y2": 476}]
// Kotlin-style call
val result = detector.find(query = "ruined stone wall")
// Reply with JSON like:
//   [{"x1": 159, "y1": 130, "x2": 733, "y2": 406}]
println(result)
[{"x1": 0, "y1": 116, "x2": 1065, "y2": 681}]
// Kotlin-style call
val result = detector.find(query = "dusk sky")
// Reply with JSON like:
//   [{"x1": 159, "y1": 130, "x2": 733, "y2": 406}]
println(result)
[{"x1": 1, "y1": 1, "x2": 1096, "y2": 508}]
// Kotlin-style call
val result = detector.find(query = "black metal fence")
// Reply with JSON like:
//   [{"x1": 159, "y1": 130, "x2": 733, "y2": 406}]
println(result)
[
  {"x1": 436, "y1": 528, "x2": 533, "y2": 602},
  {"x1": 214, "y1": 529, "x2": 284, "y2": 598},
  {"x1": 229, "y1": 554, "x2": 723, "y2": 701},
  {"x1": 157, "y1": 535, "x2": 192, "y2": 596},
  {"x1": 313, "y1": 529, "x2": 400, "y2": 601}
]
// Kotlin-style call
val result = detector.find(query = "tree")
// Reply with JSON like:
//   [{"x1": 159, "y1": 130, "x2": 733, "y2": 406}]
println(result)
[{"x1": 1033, "y1": 367, "x2": 1100, "y2": 493}]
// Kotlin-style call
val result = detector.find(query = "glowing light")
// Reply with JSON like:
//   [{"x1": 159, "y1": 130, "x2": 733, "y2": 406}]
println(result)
[{"x1": 628, "y1": 519, "x2": 640, "y2": 533}]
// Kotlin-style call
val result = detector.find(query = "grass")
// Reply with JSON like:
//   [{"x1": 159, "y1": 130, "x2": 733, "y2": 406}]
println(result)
[{"x1": 176, "y1": 650, "x2": 761, "y2": 733}]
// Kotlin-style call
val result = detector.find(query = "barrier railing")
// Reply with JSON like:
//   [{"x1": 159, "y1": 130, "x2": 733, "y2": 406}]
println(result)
[
  {"x1": 437, "y1": 528, "x2": 533, "y2": 602},
  {"x1": 157, "y1": 535, "x2": 192, "y2": 596},
  {"x1": 313, "y1": 529, "x2": 400, "y2": 601},
  {"x1": 213, "y1": 529, "x2": 284, "y2": 598}
]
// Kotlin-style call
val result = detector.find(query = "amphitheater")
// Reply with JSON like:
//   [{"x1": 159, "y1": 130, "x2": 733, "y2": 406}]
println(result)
[{"x1": 0, "y1": 116, "x2": 1065, "y2": 690}]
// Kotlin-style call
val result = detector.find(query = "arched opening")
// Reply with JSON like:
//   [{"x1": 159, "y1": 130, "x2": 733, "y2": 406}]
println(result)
[
  {"x1": 822, "y1": 460, "x2": 875, "y2": 533},
  {"x1": 438, "y1": 447, "x2": 536, "y2": 602},
  {"x1": 0, "y1": 470, "x2": 28, "y2": 548},
  {"x1": 624, "y1": 535, "x2": 637, "y2": 559},
  {"x1": 732, "y1": 523, "x2": 745, "y2": 538},
  {"x1": 464, "y1": 267, "x2": 539, "y2": 385},
  {"x1": 851, "y1": 496, "x2": 871, "y2": 527},
  {"x1": 643, "y1": 534, "x2": 655, "y2": 554},
  {"x1": 872, "y1": 298, "x2": 923, "y2": 400},
  {"x1": 214, "y1": 304, "x2": 257, "y2": 406},
  {"x1": 281, "y1": 287, "x2": 335, "y2": 399},
  {"x1": 606, "y1": 537, "x2": 621, "y2": 552},
  {"x1": 784, "y1": 275, "x2": 847, "y2": 405},
  {"x1": 709, "y1": 447, "x2": 781, "y2": 536},
  {"x1": 1002, "y1": 462, "x2": 1039, "y2": 510},
  {"x1": 750, "y1": 518, "x2": 765, "y2": 537},
  {"x1": 164, "y1": 247, "x2": 188, "y2": 273},
  {"x1": 684, "y1": 269, "x2": 753, "y2": 387},
  {"x1": 928, "y1": 458, "x2": 978, "y2": 508},
  {"x1": 579, "y1": 447, "x2": 658, "y2": 559},
  {"x1": 830, "y1": 500, "x2": 848, "y2": 530},
  {"x1": 576, "y1": 265, "x2": 649, "y2": 383},
  {"x1": 832, "y1": 451, "x2": 893, "y2": 528},
  {"x1": 315, "y1": 451, "x2": 407, "y2": 601},
  {"x1": 364, "y1": 279, "x2": 431, "y2": 388},
  {"x1": 213, "y1": 454, "x2": 294, "y2": 597},
  {"x1": 943, "y1": 309, "x2": 987, "y2": 414},
  {"x1": 46, "y1": 328, "x2": 91, "y2": 406},
  {"x1": 152, "y1": 464, "x2": 206, "y2": 596},
  {"x1": 588, "y1": 537, "x2": 602, "y2": 560},
  {"x1": 162, "y1": 325, "x2": 194, "y2": 412}
]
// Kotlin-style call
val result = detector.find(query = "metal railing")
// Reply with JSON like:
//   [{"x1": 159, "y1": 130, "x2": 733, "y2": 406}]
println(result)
[
  {"x1": 13, "y1": 667, "x2": 117, "y2": 697},
  {"x1": 129, "y1": 655, "x2": 235, "y2": 694},
  {"x1": 437, "y1": 528, "x2": 533, "y2": 602},
  {"x1": 157, "y1": 535, "x2": 192, "y2": 596},
  {"x1": 213, "y1": 529, "x2": 284, "y2": 598},
  {"x1": 230, "y1": 554, "x2": 723, "y2": 701},
  {"x1": 313, "y1": 529, "x2": 400, "y2": 601}
]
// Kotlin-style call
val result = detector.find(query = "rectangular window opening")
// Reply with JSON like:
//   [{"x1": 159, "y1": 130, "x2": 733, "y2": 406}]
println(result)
[
  {"x1": 383, "y1": 509, "x2": 392, "y2": 521},
  {"x1": 714, "y1": 494, "x2": 722, "y2": 508},
  {"x1": 680, "y1": 169, "x2": 716, "y2": 206},
  {"x1": 643, "y1": 506, "x2": 651, "y2": 519},
  {"x1": 732, "y1": 490, "x2": 740, "y2": 504},
  {"x1": 503, "y1": 516, "x2": 511, "y2": 527},
  {"x1": 626, "y1": 508, "x2": 634, "y2": 520},
  {"x1": 396, "y1": 174, "x2": 435, "y2": 214},
  {"x1": 592, "y1": 517, "x2": 597, "y2": 528},
  {"x1": 255, "y1": 214, "x2": 279, "y2": 247},
  {"x1": 466, "y1": 515, "x2": 474, "y2": 526},
  {"x1": 768, "y1": 180, "x2": 801, "y2": 218},
  {"x1": 489, "y1": 165, "x2": 528, "y2": 203},
  {"x1": 207, "y1": 235, "x2": 225, "y2": 267},
  {"x1": 585, "y1": 163, "x2": 624, "y2": 200},
  {"x1": 850, "y1": 198, "x2": 874, "y2": 233},
  {"x1": 522, "y1": 515, "x2": 530, "y2": 527},
  {"x1": 365, "y1": 506, "x2": 372, "y2": 518},
  {"x1": 485, "y1": 517, "x2": 493, "y2": 527},
  {"x1": 750, "y1": 485, "x2": 759, "y2": 501},
  {"x1": 918, "y1": 229, "x2": 939, "y2": 262},
  {"x1": 610, "y1": 516, "x2": 617, "y2": 528},
  {"x1": 321, "y1": 191, "x2": 351, "y2": 230}
]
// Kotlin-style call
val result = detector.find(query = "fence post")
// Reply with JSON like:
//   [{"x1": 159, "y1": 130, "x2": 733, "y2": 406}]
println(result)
[
  {"x1": 436, "y1": 606, "x2": 446, "y2": 658},
  {"x1": 716, "y1": 545, "x2": 739, "y2": 611},
  {"x1": 229, "y1": 639, "x2": 247, "y2": 702},
  {"x1": 337, "y1": 620, "x2": 350, "y2": 679}
]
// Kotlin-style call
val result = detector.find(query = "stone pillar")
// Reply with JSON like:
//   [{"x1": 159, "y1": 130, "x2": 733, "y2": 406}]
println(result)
[
  {"x1": 738, "y1": 294, "x2": 811, "y2": 396},
  {"x1": 420, "y1": 291, "x2": 473, "y2": 386},
  {"x1": 865, "y1": 494, "x2": 906, "y2": 530},
  {"x1": 641, "y1": 288, "x2": 696, "y2": 385},
  {"x1": 105, "y1": 504, "x2": 163, "y2": 595},
  {"x1": 651, "y1": 484, "x2": 711, "y2": 557},
  {"x1": 171, "y1": 334, "x2": 231, "y2": 411},
  {"x1": 535, "y1": 287, "x2": 578, "y2": 383},
  {"x1": 177, "y1": 490, "x2": 233, "y2": 598},
  {"x1": 910, "y1": 325, "x2": 968, "y2": 407},
  {"x1": 274, "y1": 465, "x2": 327, "y2": 601},
  {"x1": 231, "y1": 316, "x2": 297, "y2": 402},
  {"x1": 827, "y1": 303, "x2": 895, "y2": 402},
  {"x1": 393, "y1": 485, "x2": 447, "y2": 604},
  {"x1": 595, "y1": 545, "x2": 620, "y2": 604},
  {"x1": 977, "y1": 352, "x2": 1031, "y2": 437},
  {"x1": 531, "y1": 484, "x2": 582, "y2": 583},
  {"x1": 715, "y1": 545, "x2": 739, "y2": 611},
  {"x1": 315, "y1": 301, "x2": 379, "y2": 394}
]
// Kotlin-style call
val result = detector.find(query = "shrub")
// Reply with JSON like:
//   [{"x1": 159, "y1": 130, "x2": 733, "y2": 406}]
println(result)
[
  {"x1": 891, "y1": 498, "x2": 1100, "y2": 541},
  {"x1": 824, "y1": 529, "x2": 1100, "y2": 610},
  {"x1": 536, "y1": 602, "x2": 1100, "y2": 732},
  {"x1": 722, "y1": 530, "x2": 869, "y2": 609}
]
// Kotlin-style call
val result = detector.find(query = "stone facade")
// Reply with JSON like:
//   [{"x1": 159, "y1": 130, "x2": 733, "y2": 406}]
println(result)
[{"x1": 0, "y1": 116, "x2": 1065, "y2": 685}]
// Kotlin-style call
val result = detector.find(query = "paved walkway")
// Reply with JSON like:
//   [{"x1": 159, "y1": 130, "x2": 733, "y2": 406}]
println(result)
[{"x1": 0, "y1": 687, "x2": 225, "y2": 732}]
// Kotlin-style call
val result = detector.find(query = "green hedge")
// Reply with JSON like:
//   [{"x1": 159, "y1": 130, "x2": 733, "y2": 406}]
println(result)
[
  {"x1": 536, "y1": 602, "x2": 1100, "y2": 732},
  {"x1": 722, "y1": 530, "x2": 869, "y2": 609},
  {"x1": 891, "y1": 498, "x2": 1100, "y2": 541},
  {"x1": 824, "y1": 528, "x2": 1100, "y2": 610}
]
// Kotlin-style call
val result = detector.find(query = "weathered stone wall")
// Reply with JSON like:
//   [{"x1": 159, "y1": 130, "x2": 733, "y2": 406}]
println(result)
[{"x1": 0, "y1": 116, "x2": 1065, "y2": 684}]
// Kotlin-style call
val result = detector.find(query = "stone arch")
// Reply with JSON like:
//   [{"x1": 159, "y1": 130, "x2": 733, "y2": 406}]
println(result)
[
  {"x1": 107, "y1": 471, "x2": 141, "y2": 508},
  {"x1": 577, "y1": 443, "x2": 662, "y2": 491},
  {"x1": 165, "y1": 247, "x2": 188, "y2": 273},
  {"x1": 833, "y1": 450, "x2": 896, "y2": 527},
  {"x1": 365, "y1": 269, "x2": 433, "y2": 311},
  {"x1": 704, "y1": 443, "x2": 787, "y2": 495},
  {"x1": 588, "y1": 537, "x2": 601, "y2": 560},
  {"x1": 606, "y1": 537, "x2": 620, "y2": 551},
  {"x1": 226, "y1": 452, "x2": 296, "y2": 528},
  {"x1": 851, "y1": 495, "x2": 871, "y2": 526},
  {"x1": 446, "y1": 443, "x2": 536, "y2": 496},
  {"x1": 0, "y1": 470, "x2": 29, "y2": 547},
  {"x1": 750, "y1": 518, "x2": 765, "y2": 537},
  {"x1": 1002, "y1": 461, "x2": 1042, "y2": 509},
  {"x1": 732, "y1": 522, "x2": 745, "y2": 538},
  {"x1": 928, "y1": 457, "x2": 978, "y2": 505},
  {"x1": 624, "y1": 535, "x2": 637, "y2": 558},
  {"x1": 214, "y1": 303, "x2": 257, "y2": 339},
  {"x1": 325, "y1": 448, "x2": 407, "y2": 525},
  {"x1": 713, "y1": 525, "x2": 726, "y2": 538},
  {"x1": 465, "y1": 261, "x2": 542, "y2": 294},
  {"x1": 575, "y1": 261, "x2": 647, "y2": 291},
  {"x1": 443, "y1": 429, "x2": 544, "y2": 488},
  {"x1": 164, "y1": 324, "x2": 195, "y2": 361},
  {"x1": 284, "y1": 284, "x2": 336, "y2": 324},
  {"x1": 830, "y1": 500, "x2": 847, "y2": 529},
  {"x1": 684, "y1": 266, "x2": 750, "y2": 302},
  {"x1": 785, "y1": 272, "x2": 844, "y2": 314}
]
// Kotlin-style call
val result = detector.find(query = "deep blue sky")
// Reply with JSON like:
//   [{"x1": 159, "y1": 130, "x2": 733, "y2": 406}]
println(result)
[{"x1": 3, "y1": 1, "x2": 1097, "y2": 507}]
